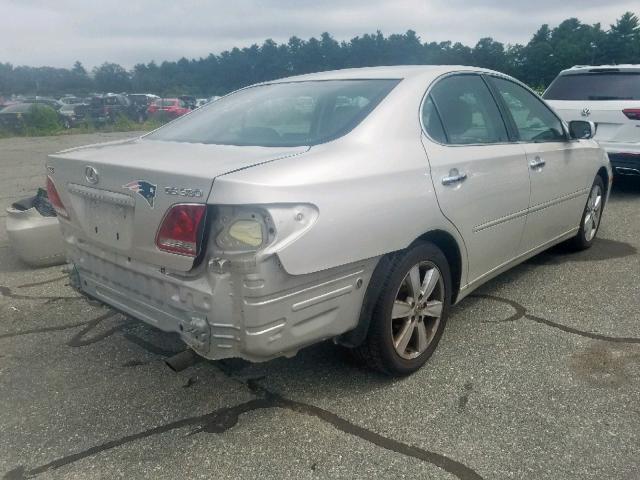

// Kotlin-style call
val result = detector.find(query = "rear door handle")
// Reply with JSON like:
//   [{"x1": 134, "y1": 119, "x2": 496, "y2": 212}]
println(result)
[
  {"x1": 529, "y1": 156, "x2": 546, "y2": 170},
  {"x1": 442, "y1": 169, "x2": 468, "y2": 186}
]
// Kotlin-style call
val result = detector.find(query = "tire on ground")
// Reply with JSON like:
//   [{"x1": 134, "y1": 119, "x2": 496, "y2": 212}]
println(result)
[
  {"x1": 568, "y1": 175, "x2": 605, "y2": 251},
  {"x1": 352, "y1": 241, "x2": 452, "y2": 376}
]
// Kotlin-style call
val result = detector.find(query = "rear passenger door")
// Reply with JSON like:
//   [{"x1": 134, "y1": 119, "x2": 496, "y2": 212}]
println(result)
[
  {"x1": 421, "y1": 74, "x2": 531, "y2": 286},
  {"x1": 487, "y1": 76, "x2": 590, "y2": 252}
]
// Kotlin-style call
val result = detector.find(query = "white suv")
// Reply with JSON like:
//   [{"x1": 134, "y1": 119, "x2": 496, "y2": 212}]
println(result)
[{"x1": 544, "y1": 65, "x2": 640, "y2": 177}]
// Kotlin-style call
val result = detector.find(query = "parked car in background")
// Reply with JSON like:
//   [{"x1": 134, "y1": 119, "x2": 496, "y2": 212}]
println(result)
[
  {"x1": 0, "y1": 97, "x2": 19, "y2": 109},
  {"x1": 195, "y1": 98, "x2": 210, "y2": 108},
  {"x1": 128, "y1": 93, "x2": 160, "y2": 122},
  {"x1": 20, "y1": 96, "x2": 63, "y2": 110},
  {"x1": 58, "y1": 97, "x2": 89, "y2": 127},
  {"x1": 46, "y1": 66, "x2": 610, "y2": 376},
  {"x1": 59, "y1": 96, "x2": 87, "y2": 105},
  {"x1": 87, "y1": 94, "x2": 136, "y2": 123},
  {"x1": 147, "y1": 98, "x2": 191, "y2": 119},
  {"x1": 544, "y1": 65, "x2": 640, "y2": 177},
  {"x1": 178, "y1": 95, "x2": 197, "y2": 110},
  {"x1": 0, "y1": 102, "x2": 69, "y2": 130},
  {"x1": 0, "y1": 103, "x2": 34, "y2": 130}
]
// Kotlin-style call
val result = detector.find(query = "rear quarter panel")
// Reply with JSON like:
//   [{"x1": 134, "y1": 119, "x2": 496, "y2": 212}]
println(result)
[{"x1": 209, "y1": 136, "x2": 467, "y2": 278}]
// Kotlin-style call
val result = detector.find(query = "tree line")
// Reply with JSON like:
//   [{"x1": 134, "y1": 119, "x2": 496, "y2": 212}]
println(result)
[{"x1": 1, "y1": 12, "x2": 639, "y2": 97}]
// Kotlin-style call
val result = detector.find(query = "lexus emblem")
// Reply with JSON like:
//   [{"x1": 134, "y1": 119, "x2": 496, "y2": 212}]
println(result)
[
  {"x1": 581, "y1": 107, "x2": 591, "y2": 117},
  {"x1": 85, "y1": 166, "x2": 99, "y2": 185}
]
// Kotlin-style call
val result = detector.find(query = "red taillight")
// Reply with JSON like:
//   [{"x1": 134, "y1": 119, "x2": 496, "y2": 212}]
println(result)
[
  {"x1": 46, "y1": 176, "x2": 69, "y2": 219},
  {"x1": 155, "y1": 204, "x2": 206, "y2": 257},
  {"x1": 623, "y1": 109, "x2": 640, "y2": 121}
]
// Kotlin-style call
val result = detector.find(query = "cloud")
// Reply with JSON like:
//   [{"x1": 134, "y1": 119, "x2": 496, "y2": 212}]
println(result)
[{"x1": 1, "y1": 0, "x2": 637, "y2": 68}]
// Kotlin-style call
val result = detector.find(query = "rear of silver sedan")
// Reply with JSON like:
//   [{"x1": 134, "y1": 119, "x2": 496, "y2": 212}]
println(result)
[
  {"x1": 44, "y1": 76, "x2": 403, "y2": 361},
  {"x1": 46, "y1": 141, "x2": 376, "y2": 361}
]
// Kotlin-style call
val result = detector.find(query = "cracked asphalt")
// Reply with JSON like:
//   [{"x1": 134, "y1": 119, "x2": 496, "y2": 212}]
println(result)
[{"x1": 1, "y1": 132, "x2": 639, "y2": 479}]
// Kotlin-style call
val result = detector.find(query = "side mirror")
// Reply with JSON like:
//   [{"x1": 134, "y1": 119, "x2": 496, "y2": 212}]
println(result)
[{"x1": 568, "y1": 120, "x2": 596, "y2": 140}]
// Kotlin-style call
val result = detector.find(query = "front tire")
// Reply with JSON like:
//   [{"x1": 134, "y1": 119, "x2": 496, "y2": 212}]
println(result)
[
  {"x1": 353, "y1": 242, "x2": 451, "y2": 376},
  {"x1": 569, "y1": 176, "x2": 605, "y2": 250}
]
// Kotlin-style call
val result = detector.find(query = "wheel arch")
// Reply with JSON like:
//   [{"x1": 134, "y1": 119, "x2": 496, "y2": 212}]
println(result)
[
  {"x1": 596, "y1": 166, "x2": 610, "y2": 200},
  {"x1": 338, "y1": 228, "x2": 465, "y2": 348},
  {"x1": 412, "y1": 229, "x2": 463, "y2": 304}
]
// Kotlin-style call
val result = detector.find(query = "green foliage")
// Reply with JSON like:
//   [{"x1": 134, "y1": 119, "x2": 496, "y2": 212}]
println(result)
[
  {"x1": 24, "y1": 104, "x2": 62, "y2": 135},
  {"x1": 113, "y1": 113, "x2": 136, "y2": 131},
  {"x1": 0, "y1": 60, "x2": 92, "y2": 97},
  {"x1": 93, "y1": 62, "x2": 131, "y2": 93}
]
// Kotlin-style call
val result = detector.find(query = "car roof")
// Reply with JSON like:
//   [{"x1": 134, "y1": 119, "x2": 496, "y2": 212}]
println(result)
[
  {"x1": 559, "y1": 64, "x2": 640, "y2": 75},
  {"x1": 265, "y1": 65, "x2": 495, "y2": 84}
]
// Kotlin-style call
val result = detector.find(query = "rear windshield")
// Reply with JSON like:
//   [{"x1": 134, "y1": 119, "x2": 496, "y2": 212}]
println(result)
[
  {"x1": 155, "y1": 99, "x2": 178, "y2": 107},
  {"x1": 146, "y1": 79, "x2": 400, "y2": 147},
  {"x1": 544, "y1": 72, "x2": 640, "y2": 100}
]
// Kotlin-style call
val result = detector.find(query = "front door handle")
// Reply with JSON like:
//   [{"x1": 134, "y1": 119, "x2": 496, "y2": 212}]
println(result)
[
  {"x1": 442, "y1": 169, "x2": 468, "y2": 186},
  {"x1": 529, "y1": 156, "x2": 546, "y2": 170}
]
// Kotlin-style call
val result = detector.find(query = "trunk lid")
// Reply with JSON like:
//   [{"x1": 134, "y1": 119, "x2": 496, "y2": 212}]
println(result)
[
  {"x1": 47, "y1": 137, "x2": 308, "y2": 271},
  {"x1": 546, "y1": 99, "x2": 640, "y2": 144}
]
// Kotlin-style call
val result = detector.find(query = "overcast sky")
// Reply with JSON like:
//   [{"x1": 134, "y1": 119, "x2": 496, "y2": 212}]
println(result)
[{"x1": 2, "y1": 0, "x2": 637, "y2": 69}]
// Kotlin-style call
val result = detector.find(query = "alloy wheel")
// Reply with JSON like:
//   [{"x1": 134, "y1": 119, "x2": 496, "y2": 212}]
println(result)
[
  {"x1": 391, "y1": 261, "x2": 445, "y2": 360},
  {"x1": 584, "y1": 184, "x2": 602, "y2": 242}
]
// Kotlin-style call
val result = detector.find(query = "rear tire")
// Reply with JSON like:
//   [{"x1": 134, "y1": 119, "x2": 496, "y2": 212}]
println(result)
[
  {"x1": 352, "y1": 242, "x2": 451, "y2": 376},
  {"x1": 569, "y1": 176, "x2": 605, "y2": 250}
]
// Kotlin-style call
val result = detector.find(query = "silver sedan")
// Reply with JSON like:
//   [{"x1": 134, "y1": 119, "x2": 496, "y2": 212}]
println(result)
[{"x1": 47, "y1": 66, "x2": 611, "y2": 375}]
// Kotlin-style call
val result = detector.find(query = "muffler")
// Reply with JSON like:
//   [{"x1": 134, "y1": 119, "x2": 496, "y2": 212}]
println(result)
[{"x1": 165, "y1": 349, "x2": 200, "y2": 372}]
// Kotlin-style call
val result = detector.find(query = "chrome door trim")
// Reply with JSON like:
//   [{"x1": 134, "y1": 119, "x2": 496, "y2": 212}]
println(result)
[
  {"x1": 473, "y1": 188, "x2": 586, "y2": 234},
  {"x1": 527, "y1": 188, "x2": 588, "y2": 215},
  {"x1": 473, "y1": 207, "x2": 529, "y2": 233}
]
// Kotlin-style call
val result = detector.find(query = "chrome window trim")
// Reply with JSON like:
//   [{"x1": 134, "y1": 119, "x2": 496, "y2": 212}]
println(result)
[
  {"x1": 485, "y1": 74, "x2": 571, "y2": 144},
  {"x1": 419, "y1": 70, "x2": 513, "y2": 147},
  {"x1": 419, "y1": 70, "x2": 574, "y2": 147}
]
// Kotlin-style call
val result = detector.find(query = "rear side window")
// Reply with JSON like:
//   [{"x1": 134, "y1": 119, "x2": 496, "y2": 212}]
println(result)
[
  {"x1": 421, "y1": 96, "x2": 447, "y2": 143},
  {"x1": 490, "y1": 77, "x2": 565, "y2": 142},
  {"x1": 428, "y1": 75, "x2": 508, "y2": 145},
  {"x1": 544, "y1": 72, "x2": 640, "y2": 100}
]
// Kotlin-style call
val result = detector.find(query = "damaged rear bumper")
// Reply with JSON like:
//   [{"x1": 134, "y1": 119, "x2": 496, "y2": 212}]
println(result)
[
  {"x1": 6, "y1": 206, "x2": 66, "y2": 267},
  {"x1": 67, "y1": 241, "x2": 376, "y2": 362}
]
